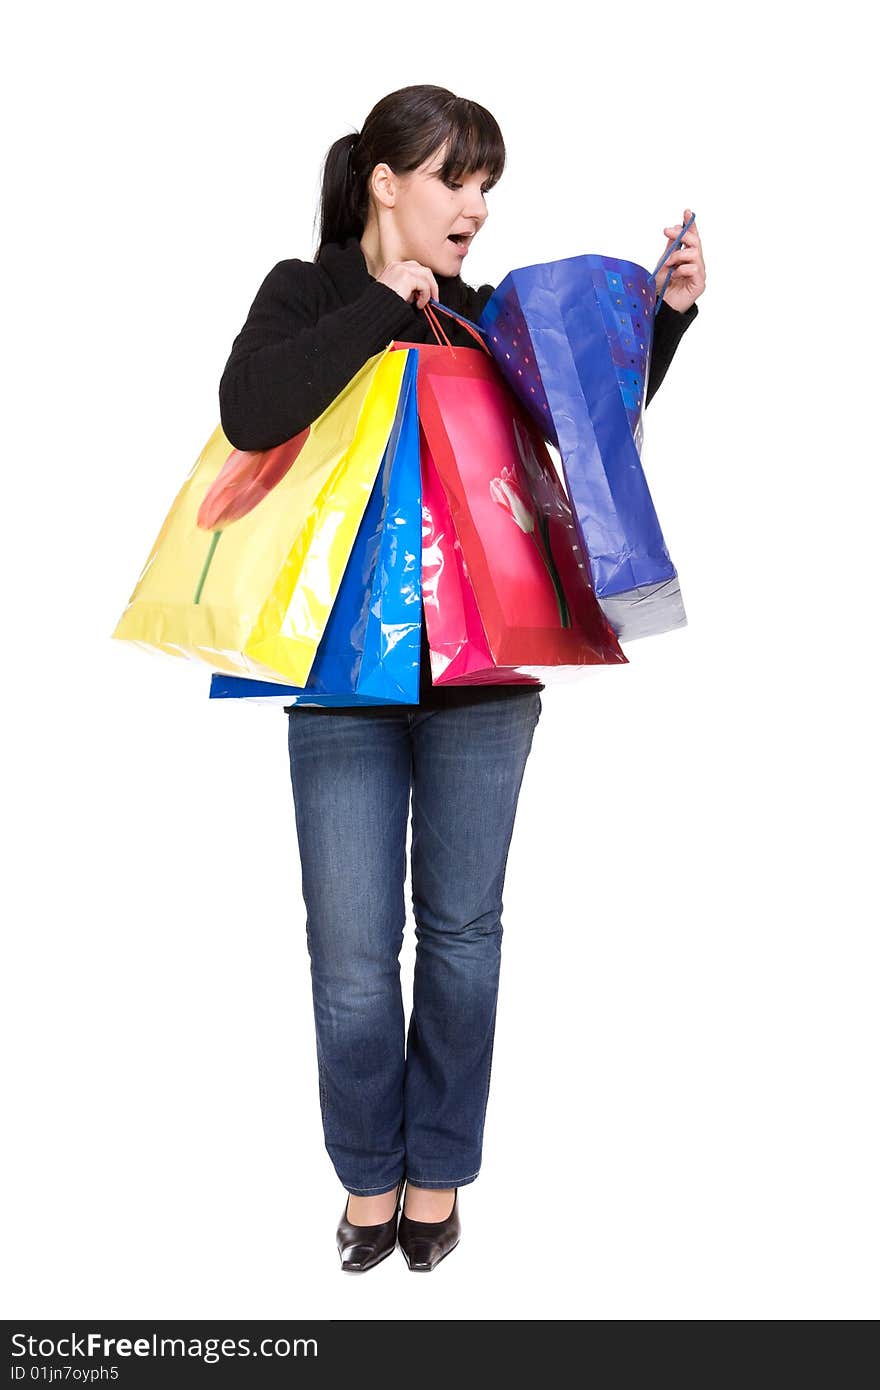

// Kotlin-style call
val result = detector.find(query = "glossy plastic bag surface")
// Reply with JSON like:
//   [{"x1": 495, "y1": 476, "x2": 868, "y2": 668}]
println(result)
[
  {"x1": 112, "y1": 347, "x2": 407, "y2": 684},
  {"x1": 208, "y1": 350, "x2": 422, "y2": 706},
  {"x1": 420, "y1": 423, "x2": 537, "y2": 687}
]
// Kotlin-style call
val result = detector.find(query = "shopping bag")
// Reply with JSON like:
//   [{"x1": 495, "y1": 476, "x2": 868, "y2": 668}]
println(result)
[
  {"x1": 420, "y1": 421, "x2": 538, "y2": 687},
  {"x1": 112, "y1": 346, "x2": 408, "y2": 685},
  {"x1": 208, "y1": 350, "x2": 422, "y2": 706},
  {"x1": 414, "y1": 342, "x2": 626, "y2": 680},
  {"x1": 426, "y1": 221, "x2": 694, "y2": 641}
]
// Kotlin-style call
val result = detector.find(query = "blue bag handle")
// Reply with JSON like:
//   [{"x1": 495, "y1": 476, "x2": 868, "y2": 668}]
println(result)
[
  {"x1": 424, "y1": 298, "x2": 489, "y2": 340},
  {"x1": 651, "y1": 211, "x2": 696, "y2": 315}
]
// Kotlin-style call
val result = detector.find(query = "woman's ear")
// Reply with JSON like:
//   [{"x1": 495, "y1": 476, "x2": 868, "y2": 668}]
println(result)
[{"x1": 369, "y1": 163, "x2": 399, "y2": 211}]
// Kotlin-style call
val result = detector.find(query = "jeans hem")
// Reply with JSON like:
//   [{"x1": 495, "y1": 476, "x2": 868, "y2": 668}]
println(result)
[
  {"x1": 405, "y1": 1170, "x2": 480, "y2": 1189},
  {"x1": 342, "y1": 1176, "x2": 405, "y2": 1197}
]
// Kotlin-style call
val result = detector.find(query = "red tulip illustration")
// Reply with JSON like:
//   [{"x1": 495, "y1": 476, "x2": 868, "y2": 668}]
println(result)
[
  {"x1": 193, "y1": 426, "x2": 311, "y2": 604},
  {"x1": 489, "y1": 422, "x2": 571, "y2": 627}
]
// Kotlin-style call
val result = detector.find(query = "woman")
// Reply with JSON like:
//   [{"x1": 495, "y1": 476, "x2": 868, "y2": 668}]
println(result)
[{"x1": 219, "y1": 85, "x2": 704, "y2": 1273}]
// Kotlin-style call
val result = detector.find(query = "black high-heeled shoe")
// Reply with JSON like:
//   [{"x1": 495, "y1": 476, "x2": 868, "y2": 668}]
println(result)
[
  {"x1": 336, "y1": 1176, "x2": 405, "y2": 1273},
  {"x1": 397, "y1": 1186, "x2": 461, "y2": 1271}
]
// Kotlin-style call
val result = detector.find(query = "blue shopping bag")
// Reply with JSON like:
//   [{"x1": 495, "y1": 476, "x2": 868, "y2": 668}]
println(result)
[
  {"x1": 209, "y1": 349, "x2": 422, "y2": 706},
  {"x1": 426, "y1": 218, "x2": 695, "y2": 641}
]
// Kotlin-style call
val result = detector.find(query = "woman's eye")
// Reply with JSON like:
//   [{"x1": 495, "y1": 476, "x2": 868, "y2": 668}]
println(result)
[{"x1": 446, "y1": 181, "x2": 489, "y2": 194}]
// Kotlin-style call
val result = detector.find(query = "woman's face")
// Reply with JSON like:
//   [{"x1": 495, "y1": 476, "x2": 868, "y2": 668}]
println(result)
[{"x1": 371, "y1": 139, "x2": 493, "y2": 276}]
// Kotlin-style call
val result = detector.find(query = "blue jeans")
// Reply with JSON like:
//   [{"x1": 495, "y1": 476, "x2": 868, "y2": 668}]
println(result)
[{"x1": 286, "y1": 692, "x2": 542, "y2": 1195}]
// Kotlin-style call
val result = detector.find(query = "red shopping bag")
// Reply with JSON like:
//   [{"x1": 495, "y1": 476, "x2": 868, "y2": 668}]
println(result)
[
  {"x1": 414, "y1": 343, "x2": 626, "y2": 679},
  {"x1": 420, "y1": 420, "x2": 538, "y2": 686}
]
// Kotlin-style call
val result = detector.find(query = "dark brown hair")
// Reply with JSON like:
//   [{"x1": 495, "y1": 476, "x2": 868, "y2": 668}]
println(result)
[{"x1": 314, "y1": 84, "x2": 506, "y2": 259}]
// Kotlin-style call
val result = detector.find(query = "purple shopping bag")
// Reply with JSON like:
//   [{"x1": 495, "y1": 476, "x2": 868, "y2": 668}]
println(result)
[{"x1": 426, "y1": 218, "x2": 695, "y2": 641}]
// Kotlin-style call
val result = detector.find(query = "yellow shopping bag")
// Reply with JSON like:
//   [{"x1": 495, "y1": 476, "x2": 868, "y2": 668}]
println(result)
[{"x1": 112, "y1": 345, "x2": 409, "y2": 686}]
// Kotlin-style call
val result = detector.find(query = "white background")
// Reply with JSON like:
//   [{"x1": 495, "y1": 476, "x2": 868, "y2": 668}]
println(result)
[{"x1": 3, "y1": 0, "x2": 876, "y2": 1322}]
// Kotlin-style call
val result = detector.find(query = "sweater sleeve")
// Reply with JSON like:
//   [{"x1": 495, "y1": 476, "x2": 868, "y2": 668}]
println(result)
[
  {"x1": 218, "y1": 259, "x2": 420, "y2": 451},
  {"x1": 645, "y1": 299, "x2": 699, "y2": 407}
]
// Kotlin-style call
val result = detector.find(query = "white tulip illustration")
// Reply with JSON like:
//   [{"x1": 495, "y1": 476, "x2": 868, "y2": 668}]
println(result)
[
  {"x1": 489, "y1": 470, "x2": 535, "y2": 533},
  {"x1": 489, "y1": 435, "x2": 570, "y2": 628}
]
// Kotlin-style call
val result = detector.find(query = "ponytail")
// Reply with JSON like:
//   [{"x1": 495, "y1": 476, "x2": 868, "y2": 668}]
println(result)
[{"x1": 313, "y1": 130, "x2": 364, "y2": 257}]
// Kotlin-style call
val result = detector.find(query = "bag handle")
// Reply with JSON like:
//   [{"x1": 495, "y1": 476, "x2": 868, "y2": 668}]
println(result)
[
  {"x1": 652, "y1": 211, "x2": 696, "y2": 315},
  {"x1": 420, "y1": 299, "x2": 494, "y2": 356}
]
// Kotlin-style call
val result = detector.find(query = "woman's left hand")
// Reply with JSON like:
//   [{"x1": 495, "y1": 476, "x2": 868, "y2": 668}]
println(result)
[{"x1": 656, "y1": 208, "x2": 706, "y2": 312}]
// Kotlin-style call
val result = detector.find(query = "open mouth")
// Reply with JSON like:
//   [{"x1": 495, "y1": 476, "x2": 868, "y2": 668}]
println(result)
[{"x1": 447, "y1": 232, "x2": 473, "y2": 244}]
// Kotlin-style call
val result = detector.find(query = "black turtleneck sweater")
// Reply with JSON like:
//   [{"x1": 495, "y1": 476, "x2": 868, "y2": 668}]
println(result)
[{"x1": 219, "y1": 236, "x2": 698, "y2": 713}]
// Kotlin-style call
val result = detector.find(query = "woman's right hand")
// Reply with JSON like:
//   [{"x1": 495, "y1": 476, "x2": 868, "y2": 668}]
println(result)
[{"x1": 376, "y1": 260, "x2": 440, "y2": 311}]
